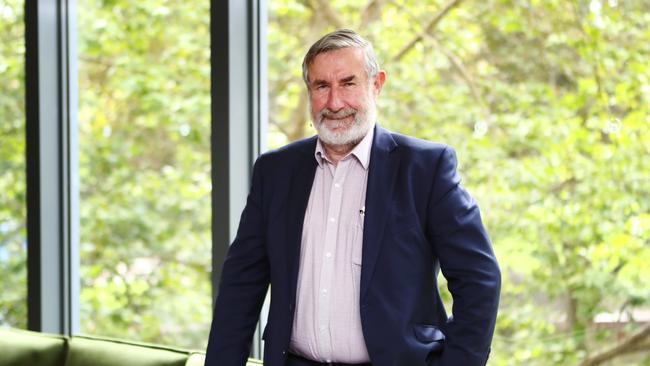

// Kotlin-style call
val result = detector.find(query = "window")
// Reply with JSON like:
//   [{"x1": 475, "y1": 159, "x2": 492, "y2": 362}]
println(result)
[
  {"x1": 0, "y1": 0, "x2": 26, "y2": 329},
  {"x1": 77, "y1": 0, "x2": 211, "y2": 348},
  {"x1": 267, "y1": 1, "x2": 650, "y2": 365}
]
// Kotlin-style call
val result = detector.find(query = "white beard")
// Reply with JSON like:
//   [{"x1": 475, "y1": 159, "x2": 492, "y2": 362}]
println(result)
[{"x1": 313, "y1": 102, "x2": 376, "y2": 147}]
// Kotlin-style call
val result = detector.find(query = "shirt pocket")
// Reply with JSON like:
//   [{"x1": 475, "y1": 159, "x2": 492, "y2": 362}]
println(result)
[
  {"x1": 351, "y1": 215, "x2": 364, "y2": 295},
  {"x1": 352, "y1": 212, "x2": 364, "y2": 266}
]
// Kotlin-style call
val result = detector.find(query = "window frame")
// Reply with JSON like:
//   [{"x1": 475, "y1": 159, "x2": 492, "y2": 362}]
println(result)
[{"x1": 24, "y1": 0, "x2": 267, "y2": 355}]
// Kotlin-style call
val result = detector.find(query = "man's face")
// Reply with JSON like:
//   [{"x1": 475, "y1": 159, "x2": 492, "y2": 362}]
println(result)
[{"x1": 307, "y1": 47, "x2": 385, "y2": 147}]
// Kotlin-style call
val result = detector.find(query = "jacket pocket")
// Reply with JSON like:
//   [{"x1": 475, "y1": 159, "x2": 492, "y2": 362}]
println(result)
[{"x1": 413, "y1": 324, "x2": 445, "y2": 353}]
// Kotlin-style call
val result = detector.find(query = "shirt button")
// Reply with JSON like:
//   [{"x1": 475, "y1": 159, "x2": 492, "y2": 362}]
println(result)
[
  {"x1": 325, "y1": 252, "x2": 332, "y2": 258},
  {"x1": 329, "y1": 217, "x2": 336, "y2": 222},
  {"x1": 322, "y1": 289, "x2": 327, "y2": 294},
  {"x1": 334, "y1": 183, "x2": 341, "y2": 188}
]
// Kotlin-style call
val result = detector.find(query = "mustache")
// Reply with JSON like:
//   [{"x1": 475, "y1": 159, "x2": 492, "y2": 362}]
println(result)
[{"x1": 319, "y1": 108, "x2": 357, "y2": 121}]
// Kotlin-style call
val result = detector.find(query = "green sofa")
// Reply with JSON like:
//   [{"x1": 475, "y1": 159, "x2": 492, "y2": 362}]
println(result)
[{"x1": 0, "y1": 328, "x2": 262, "y2": 366}]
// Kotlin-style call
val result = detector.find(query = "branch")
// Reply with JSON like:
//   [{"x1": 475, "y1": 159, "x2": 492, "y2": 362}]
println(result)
[
  {"x1": 579, "y1": 323, "x2": 650, "y2": 366},
  {"x1": 569, "y1": 2, "x2": 611, "y2": 116},
  {"x1": 522, "y1": 177, "x2": 581, "y2": 207},
  {"x1": 425, "y1": 33, "x2": 487, "y2": 113},
  {"x1": 287, "y1": 92, "x2": 309, "y2": 141},
  {"x1": 548, "y1": 177, "x2": 578, "y2": 195},
  {"x1": 628, "y1": 341, "x2": 650, "y2": 354},
  {"x1": 359, "y1": 0, "x2": 390, "y2": 28},
  {"x1": 156, "y1": 254, "x2": 209, "y2": 273},
  {"x1": 296, "y1": 0, "x2": 312, "y2": 10},
  {"x1": 78, "y1": 55, "x2": 115, "y2": 68},
  {"x1": 310, "y1": 0, "x2": 344, "y2": 29},
  {"x1": 391, "y1": 0, "x2": 465, "y2": 62}
]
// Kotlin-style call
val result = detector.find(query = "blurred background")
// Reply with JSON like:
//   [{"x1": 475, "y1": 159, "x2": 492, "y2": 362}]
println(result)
[{"x1": 1, "y1": 0, "x2": 649, "y2": 365}]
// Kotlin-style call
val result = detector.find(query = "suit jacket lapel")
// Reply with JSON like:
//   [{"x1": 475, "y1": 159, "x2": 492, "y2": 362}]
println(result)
[
  {"x1": 286, "y1": 137, "x2": 318, "y2": 304},
  {"x1": 361, "y1": 125, "x2": 399, "y2": 302}
]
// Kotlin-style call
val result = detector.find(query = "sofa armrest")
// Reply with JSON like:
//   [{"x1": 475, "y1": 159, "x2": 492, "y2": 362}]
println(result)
[
  {"x1": 0, "y1": 328, "x2": 67, "y2": 366},
  {"x1": 184, "y1": 352, "x2": 263, "y2": 366},
  {"x1": 65, "y1": 335, "x2": 188, "y2": 366}
]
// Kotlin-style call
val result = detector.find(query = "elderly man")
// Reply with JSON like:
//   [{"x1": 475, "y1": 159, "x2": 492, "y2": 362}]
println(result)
[{"x1": 205, "y1": 29, "x2": 501, "y2": 366}]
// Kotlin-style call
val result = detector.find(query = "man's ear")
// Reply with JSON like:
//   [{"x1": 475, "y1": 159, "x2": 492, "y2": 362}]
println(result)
[{"x1": 373, "y1": 70, "x2": 386, "y2": 96}]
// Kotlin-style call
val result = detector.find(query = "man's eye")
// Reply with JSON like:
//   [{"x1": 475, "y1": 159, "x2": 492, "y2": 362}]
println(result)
[{"x1": 344, "y1": 82, "x2": 355, "y2": 87}]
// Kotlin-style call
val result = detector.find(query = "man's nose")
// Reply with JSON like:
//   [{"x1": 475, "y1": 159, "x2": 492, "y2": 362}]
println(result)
[{"x1": 326, "y1": 88, "x2": 345, "y2": 111}]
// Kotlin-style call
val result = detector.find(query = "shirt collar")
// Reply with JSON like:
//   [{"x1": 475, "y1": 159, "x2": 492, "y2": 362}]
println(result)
[{"x1": 314, "y1": 125, "x2": 374, "y2": 170}]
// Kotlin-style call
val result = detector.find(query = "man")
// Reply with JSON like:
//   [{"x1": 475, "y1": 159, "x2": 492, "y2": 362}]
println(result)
[{"x1": 205, "y1": 29, "x2": 501, "y2": 366}]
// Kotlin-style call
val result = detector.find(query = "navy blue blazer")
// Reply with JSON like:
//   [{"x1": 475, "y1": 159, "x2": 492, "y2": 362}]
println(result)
[{"x1": 205, "y1": 125, "x2": 501, "y2": 366}]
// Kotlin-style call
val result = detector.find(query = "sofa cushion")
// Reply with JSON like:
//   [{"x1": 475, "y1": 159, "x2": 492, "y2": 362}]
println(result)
[
  {"x1": 185, "y1": 352, "x2": 263, "y2": 366},
  {"x1": 0, "y1": 327, "x2": 67, "y2": 366},
  {"x1": 65, "y1": 336, "x2": 188, "y2": 366},
  {"x1": 184, "y1": 353, "x2": 204, "y2": 366}
]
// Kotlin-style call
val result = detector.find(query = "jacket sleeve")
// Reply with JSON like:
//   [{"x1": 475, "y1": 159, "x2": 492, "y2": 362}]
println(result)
[
  {"x1": 205, "y1": 159, "x2": 270, "y2": 366},
  {"x1": 426, "y1": 146, "x2": 501, "y2": 366}
]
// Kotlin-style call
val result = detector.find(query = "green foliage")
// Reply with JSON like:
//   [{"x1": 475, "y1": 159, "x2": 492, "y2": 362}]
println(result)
[
  {"x1": 0, "y1": 0, "x2": 27, "y2": 329},
  {"x1": 75, "y1": 0, "x2": 212, "y2": 349},
  {"x1": 0, "y1": 0, "x2": 213, "y2": 350},
  {"x1": 268, "y1": 0, "x2": 650, "y2": 365},
  {"x1": 2, "y1": 0, "x2": 649, "y2": 363}
]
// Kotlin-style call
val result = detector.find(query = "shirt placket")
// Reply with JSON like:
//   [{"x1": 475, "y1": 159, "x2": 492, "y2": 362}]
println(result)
[{"x1": 317, "y1": 158, "x2": 350, "y2": 363}]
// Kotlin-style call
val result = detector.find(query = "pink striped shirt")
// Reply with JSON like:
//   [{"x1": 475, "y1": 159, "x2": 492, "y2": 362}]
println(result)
[{"x1": 289, "y1": 128, "x2": 374, "y2": 363}]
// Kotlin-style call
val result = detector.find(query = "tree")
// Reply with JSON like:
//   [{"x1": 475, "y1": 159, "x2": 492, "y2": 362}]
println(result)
[
  {"x1": 2, "y1": 0, "x2": 648, "y2": 363},
  {"x1": 268, "y1": 0, "x2": 650, "y2": 365},
  {"x1": 0, "y1": 0, "x2": 27, "y2": 329},
  {"x1": 75, "y1": 0, "x2": 212, "y2": 349}
]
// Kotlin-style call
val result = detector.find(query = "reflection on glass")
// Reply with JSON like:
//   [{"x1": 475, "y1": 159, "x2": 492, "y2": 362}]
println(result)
[
  {"x1": 0, "y1": 0, "x2": 26, "y2": 329},
  {"x1": 77, "y1": 0, "x2": 211, "y2": 348}
]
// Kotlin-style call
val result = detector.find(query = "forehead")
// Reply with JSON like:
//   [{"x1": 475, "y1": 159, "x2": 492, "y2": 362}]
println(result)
[{"x1": 308, "y1": 47, "x2": 366, "y2": 82}]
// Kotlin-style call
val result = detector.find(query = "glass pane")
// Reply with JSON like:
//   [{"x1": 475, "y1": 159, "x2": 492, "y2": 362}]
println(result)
[
  {"x1": 268, "y1": 1, "x2": 650, "y2": 365},
  {"x1": 77, "y1": 0, "x2": 211, "y2": 348},
  {"x1": 0, "y1": 0, "x2": 27, "y2": 329}
]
